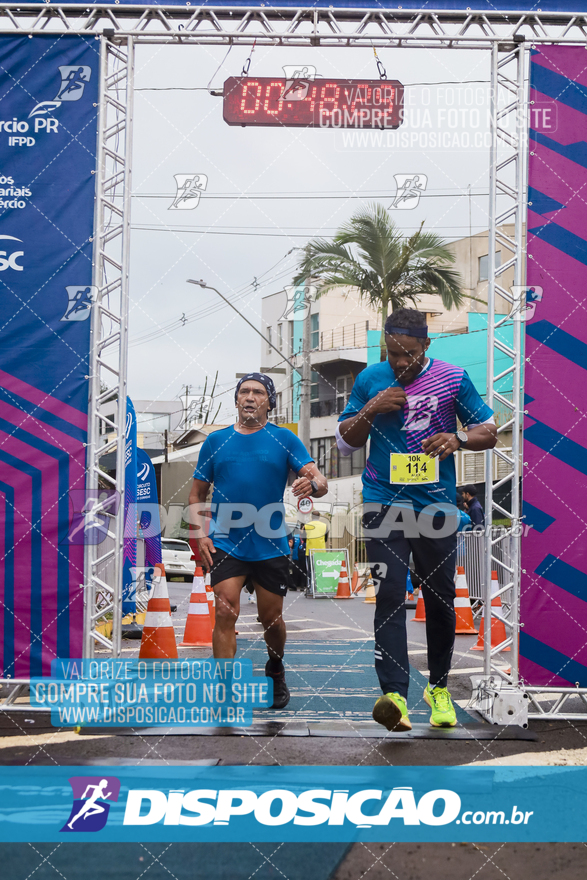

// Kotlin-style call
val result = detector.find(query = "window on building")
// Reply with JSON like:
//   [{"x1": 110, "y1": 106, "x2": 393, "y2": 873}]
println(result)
[
  {"x1": 136, "y1": 413, "x2": 171, "y2": 433},
  {"x1": 289, "y1": 321, "x2": 295, "y2": 356},
  {"x1": 101, "y1": 413, "x2": 115, "y2": 435},
  {"x1": 266, "y1": 326, "x2": 272, "y2": 354},
  {"x1": 311, "y1": 437, "x2": 334, "y2": 478},
  {"x1": 335, "y1": 375, "x2": 353, "y2": 414},
  {"x1": 311, "y1": 370, "x2": 320, "y2": 401},
  {"x1": 276, "y1": 392, "x2": 282, "y2": 416},
  {"x1": 312, "y1": 437, "x2": 365, "y2": 479},
  {"x1": 277, "y1": 323, "x2": 283, "y2": 351},
  {"x1": 311, "y1": 313, "x2": 319, "y2": 349},
  {"x1": 478, "y1": 252, "x2": 501, "y2": 282}
]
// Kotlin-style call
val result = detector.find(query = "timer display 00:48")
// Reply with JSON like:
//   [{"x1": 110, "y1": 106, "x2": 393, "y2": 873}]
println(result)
[{"x1": 223, "y1": 77, "x2": 404, "y2": 129}]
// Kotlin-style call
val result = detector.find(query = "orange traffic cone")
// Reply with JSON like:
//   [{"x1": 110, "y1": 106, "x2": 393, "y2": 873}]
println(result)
[
  {"x1": 413, "y1": 591, "x2": 426, "y2": 622},
  {"x1": 364, "y1": 574, "x2": 376, "y2": 604},
  {"x1": 351, "y1": 563, "x2": 360, "y2": 594},
  {"x1": 139, "y1": 564, "x2": 178, "y2": 659},
  {"x1": 334, "y1": 559, "x2": 352, "y2": 599},
  {"x1": 205, "y1": 571, "x2": 215, "y2": 630},
  {"x1": 180, "y1": 566, "x2": 213, "y2": 647},
  {"x1": 472, "y1": 571, "x2": 510, "y2": 651},
  {"x1": 454, "y1": 566, "x2": 478, "y2": 635}
]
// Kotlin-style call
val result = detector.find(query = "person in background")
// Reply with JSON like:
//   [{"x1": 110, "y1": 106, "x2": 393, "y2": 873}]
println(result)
[
  {"x1": 460, "y1": 485, "x2": 485, "y2": 527},
  {"x1": 304, "y1": 517, "x2": 328, "y2": 593}
]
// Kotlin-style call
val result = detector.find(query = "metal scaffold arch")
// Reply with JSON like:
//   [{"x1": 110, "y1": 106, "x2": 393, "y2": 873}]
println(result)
[{"x1": 1, "y1": 3, "x2": 584, "y2": 723}]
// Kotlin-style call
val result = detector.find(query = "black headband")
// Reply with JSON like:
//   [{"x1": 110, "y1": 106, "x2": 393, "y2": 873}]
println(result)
[{"x1": 385, "y1": 324, "x2": 428, "y2": 339}]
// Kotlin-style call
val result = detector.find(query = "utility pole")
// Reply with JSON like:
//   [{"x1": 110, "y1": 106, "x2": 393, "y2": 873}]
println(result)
[
  {"x1": 183, "y1": 384, "x2": 190, "y2": 429},
  {"x1": 298, "y1": 295, "x2": 312, "y2": 454}
]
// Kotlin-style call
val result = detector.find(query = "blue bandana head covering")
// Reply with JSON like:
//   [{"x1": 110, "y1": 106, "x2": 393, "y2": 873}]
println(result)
[
  {"x1": 384, "y1": 315, "x2": 428, "y2": 339},
  {"x1": 234, "y1": 373, "x2": 277, "y2": 410}
]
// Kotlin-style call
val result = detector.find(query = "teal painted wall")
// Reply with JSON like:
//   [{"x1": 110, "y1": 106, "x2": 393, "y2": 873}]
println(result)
[
  {"x1": 367, "y1": 329, "x2": 381, "y2": 367},
  {"x1": 428, "y1": 313, "x2": 518, "y2": 397}
]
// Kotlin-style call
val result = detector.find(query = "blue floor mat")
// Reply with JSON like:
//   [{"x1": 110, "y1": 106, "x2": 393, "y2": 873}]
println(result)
[
  {"x1": 240, "y1": 639, "x2": 474, "y2": 724},
  {"x1": 0, "y1": 843, "x2": 351, "y2": 880}
]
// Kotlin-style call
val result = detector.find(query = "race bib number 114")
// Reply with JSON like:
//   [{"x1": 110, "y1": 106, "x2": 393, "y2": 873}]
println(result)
[{"x1": 390, "y1": 453, "x2": 439, "y2": 484}]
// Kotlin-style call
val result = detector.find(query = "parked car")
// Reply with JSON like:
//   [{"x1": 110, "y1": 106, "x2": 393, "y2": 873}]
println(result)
[{"x1": 161, "y1": 538, "x2": 196, "y2": 581}]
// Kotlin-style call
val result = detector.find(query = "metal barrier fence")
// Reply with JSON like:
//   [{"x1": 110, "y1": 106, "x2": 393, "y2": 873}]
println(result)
[
  {"x1": 457, "y1": 528, "x2": 514, "y2": 605},
  {"x1": 329, "y1": 516, "x2": 514, "y2": 600}
]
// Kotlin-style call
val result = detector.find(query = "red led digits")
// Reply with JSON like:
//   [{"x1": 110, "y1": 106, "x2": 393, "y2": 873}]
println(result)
[
  {"x1": 240, "y1": 80, "x2": 262, "y2": 115},
  {"x1": 263, "y1": 82, "x2": 285, "y2": 116},
  {"x1": 224, "y1": 77, "x2": 404, "y2": 129}
]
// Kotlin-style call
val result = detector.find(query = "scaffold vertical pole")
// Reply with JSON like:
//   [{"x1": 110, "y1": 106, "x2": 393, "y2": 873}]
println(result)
[{"x1": 84, "y1": 35, "x2": 134, "y2": 659}]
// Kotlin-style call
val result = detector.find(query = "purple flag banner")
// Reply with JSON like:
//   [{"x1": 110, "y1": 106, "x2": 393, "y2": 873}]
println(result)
[
  {"x1": 122, "y1": 397, "x2": 137, "y2": 615},
  {"x1": 137, "y1": 446, "x2": 162, "y2": 591},
  {"x1": 0, "y1": 36, "x2": 98, "y2": 677},
  {"x1": 520, "y1": 46, "x2": 587, "y2": 686}
]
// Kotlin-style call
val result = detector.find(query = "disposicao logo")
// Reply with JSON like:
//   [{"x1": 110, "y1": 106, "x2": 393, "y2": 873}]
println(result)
[
  {"x1": 61, "y1": 776, "x2": 121, "y2": 833},
  {"x1": 122, "y1": 786, "x2": 462, "y2": 827},
  {"x1": 120, "y1": 787, "x2": 534, "y2": 829}
]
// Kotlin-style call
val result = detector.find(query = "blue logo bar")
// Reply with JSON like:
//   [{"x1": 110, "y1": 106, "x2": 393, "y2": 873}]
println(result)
[{"x1": 0, "y1": 766, "x2": 586, "y2": 842}]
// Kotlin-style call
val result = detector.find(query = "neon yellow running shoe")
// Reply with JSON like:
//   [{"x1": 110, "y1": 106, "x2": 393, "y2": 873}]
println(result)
[
  {"x1": 372, "y1": 692, "x2": 412, "y2": 732},
  {"x1": 423, "y1": 684, "x2": 457, "y2": 728}
]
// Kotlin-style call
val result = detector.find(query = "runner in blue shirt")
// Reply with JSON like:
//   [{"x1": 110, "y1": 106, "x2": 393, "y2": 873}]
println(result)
[
  {"x1": 337, "y1": 309, "x2": 497, "y2": 731},
  {"x1": 189, "y1": 373, "x2": 328, "y2": 709}
]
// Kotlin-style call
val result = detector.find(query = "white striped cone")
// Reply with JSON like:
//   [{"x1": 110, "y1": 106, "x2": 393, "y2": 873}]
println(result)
[
  {"x1": 180, "y1": 566, "x2": 213, "y2": 647},
  {"x1": 364, "y1": 574, "x2": 376, "y2": 604},
  {"x1": 334, "y1": 559, "x2": 352, "y2": 599},
  {"x1": 139, "y1": 564, "x2": 178, "y2": 659},
  {"x1": 454, "y1": 566, "x2": 478, "y2": 635}
]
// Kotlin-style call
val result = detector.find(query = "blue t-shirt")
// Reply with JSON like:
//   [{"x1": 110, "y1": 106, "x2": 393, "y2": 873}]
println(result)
[
  {"x1": 193, "y1": 424, "x2": 312, "y2": 561},
  {"x1": 338, "y1": 358, "x2": 493, "y2": 512}
]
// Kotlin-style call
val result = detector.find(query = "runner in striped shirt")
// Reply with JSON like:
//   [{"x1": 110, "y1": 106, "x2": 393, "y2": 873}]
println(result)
[{"x1": 337, "y1": 308, "x2": 497, "y2": 731}]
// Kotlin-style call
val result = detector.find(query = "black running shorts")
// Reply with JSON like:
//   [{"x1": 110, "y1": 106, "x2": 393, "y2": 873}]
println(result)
[{"x1": 209, "y1": 549, "x2": 289, "y2": 597}]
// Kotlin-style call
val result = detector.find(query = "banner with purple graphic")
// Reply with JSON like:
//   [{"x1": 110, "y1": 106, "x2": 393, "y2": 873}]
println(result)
[
  {"x1": 0, "y1": 36, "x2": 98, "y2": 677},
  {"x1": 137, "y1": 446, "x2": 162, "y2": 591},
  {"x1": 520, "y1": 46, "x2": 587, "y2": 687},
  {"x1": 123, "y1": 397, "x2": 138, "y2": 615},
  {"x1": 60, "y1": 776, "x2": 121, "y2": 833}
]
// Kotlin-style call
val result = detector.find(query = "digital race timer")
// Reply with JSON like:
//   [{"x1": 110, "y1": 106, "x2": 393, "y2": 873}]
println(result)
[{"x1": 223, "y1": 77, "x2": 404, "y2": 129}]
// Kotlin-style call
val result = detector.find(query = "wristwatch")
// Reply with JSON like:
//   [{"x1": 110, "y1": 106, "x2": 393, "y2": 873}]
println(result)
[
  {"x1": 309, "y1": 479, "x2": 319, "y2": 496},
  {"x1": 455, "y1": 430, "x2": 468, "y2": 449}
]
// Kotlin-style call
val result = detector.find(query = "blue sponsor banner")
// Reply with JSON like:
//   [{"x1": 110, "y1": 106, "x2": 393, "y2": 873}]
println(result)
[
  {"x1": 123, "y1": 396, "x2": 138, "y2": 614},
  {"x1": 0, "y1": 766, "x2": 586, "y2": 842},
  {"x1": 29, "y1": 658, "x2": 272, "y2": 727},
  {"x1": 0, "y1": 35, "x2": 98, "y2": 676},
  {"x1": 137, "y1": 446, "x2": 162, "y2": 591}
]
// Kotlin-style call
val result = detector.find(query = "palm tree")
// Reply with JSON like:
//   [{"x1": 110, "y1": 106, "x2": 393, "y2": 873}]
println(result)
[{"x1": 292, "y1": 203, "x2": 466, "y2": 357}]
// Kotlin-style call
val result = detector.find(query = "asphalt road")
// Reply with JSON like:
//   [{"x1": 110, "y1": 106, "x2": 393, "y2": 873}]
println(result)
[{"x1": 1, "y1": 586, "x2": 586, "y2": 766}]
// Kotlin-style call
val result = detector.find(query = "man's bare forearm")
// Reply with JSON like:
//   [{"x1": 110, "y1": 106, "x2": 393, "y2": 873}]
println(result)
[
  {"x1": 463, "y1": 423, "x2": 498, "y2": 451},
  {"x1": 338, "y1": 409, "x2": 376, "y2": 448}
]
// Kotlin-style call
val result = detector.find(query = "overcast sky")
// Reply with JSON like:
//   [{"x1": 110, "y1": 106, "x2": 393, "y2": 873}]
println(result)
[{"x1": 127, "y1": 42, "x2": 497, "y2": 421}]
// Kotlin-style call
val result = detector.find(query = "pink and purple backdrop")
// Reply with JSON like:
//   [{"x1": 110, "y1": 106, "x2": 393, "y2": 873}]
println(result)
[{"x1": 521, "y1": 45, "x2": 587, "y2": 686}]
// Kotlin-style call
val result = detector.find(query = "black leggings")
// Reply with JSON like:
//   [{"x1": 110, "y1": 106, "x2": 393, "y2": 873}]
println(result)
[{"x1": 363, "y1": 508, "x2": 457, "y2": 698}]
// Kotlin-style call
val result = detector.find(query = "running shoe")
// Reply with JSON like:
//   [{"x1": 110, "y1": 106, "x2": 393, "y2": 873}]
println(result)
[
  {"x1": 265, "y1": 660, "x2": 290, "y2": 709},
  {"x1": 372, "y1": 692, "x2": 412, "y2": 732},
  {"x1": 423, "y1": 684, "x2": 457, "y2": 727}
]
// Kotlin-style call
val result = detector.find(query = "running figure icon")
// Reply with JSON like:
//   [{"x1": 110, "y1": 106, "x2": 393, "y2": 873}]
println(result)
[
  {"x1": 56, "y1": 67, "x2": 89, "y2": 100},
  {"x1": 67, "y1": 779, "x2": 112, "y2": 830}
]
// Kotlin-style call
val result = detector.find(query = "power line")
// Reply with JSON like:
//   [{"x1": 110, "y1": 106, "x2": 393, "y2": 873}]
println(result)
[
  {"x1": 135, "y1": 79, "x2": 491, "y2": 92},
  {"x1": 129, "y1": 249, "x2": 299, "y2": 347},
  {"x1": 132, "y1": 192, "x2": 491, "y2": 201},
  {"x1": 132, "y1": 225, "x2": 490, "y2": 241}
]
